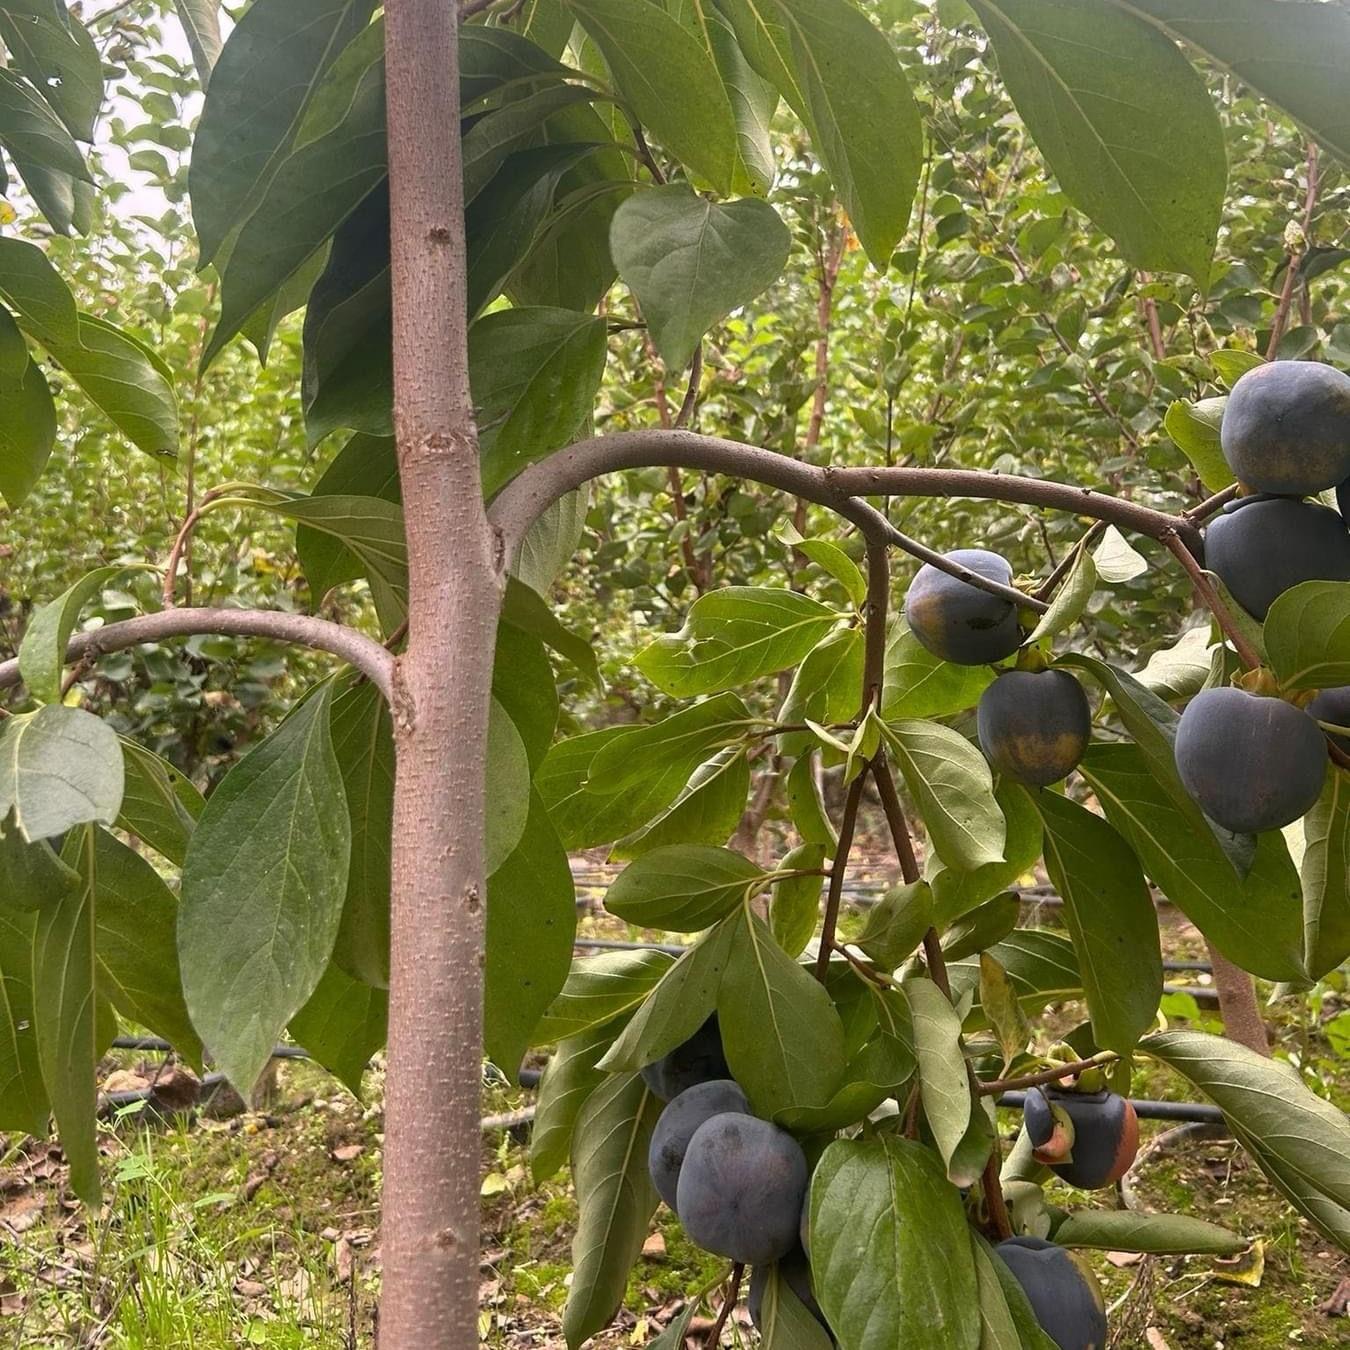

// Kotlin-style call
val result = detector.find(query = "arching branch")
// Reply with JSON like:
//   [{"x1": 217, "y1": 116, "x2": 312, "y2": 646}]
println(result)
[{"x1": 0, "y1": 609, "x2": 395, "y2": 703}]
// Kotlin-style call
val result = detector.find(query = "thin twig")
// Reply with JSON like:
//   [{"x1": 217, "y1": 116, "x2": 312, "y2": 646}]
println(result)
[
  {"x1": 675, "y1": 346, "x2": 703, "y2": 430},
  {"x1": 1266, "y1": 141, "x2": 1320, "y2": 361},
  {"x1": 1183, "y1": 483, "x2": 1240, "y2": 525},
  {"x1": 704, "y1": 1264, "x2": 744, "y2": 1345},
  {"x1": 883, "y1": 521, "x2": 1048, "y2": 612},
  {"x1": 977, "y1": 1052, "x2": 1119, "y2": 1097},
  {"x1": 982, "y1": 1151, "x2": 1014, "y2": 1241},
  {"x1": 1034, "y1": 521, "x2": 1107, "y2": 602},
  {"x1": 1161, "y1": 531, "x2": 1262, "y2": 670},
  {"x1": 814, "y1": 773, "x2": 866, "y2": 981}
]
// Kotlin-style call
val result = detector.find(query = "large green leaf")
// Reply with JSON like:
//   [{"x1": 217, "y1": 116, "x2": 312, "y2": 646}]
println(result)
[
  {"x1": 772, "y1": 0, "x2": 923, "y2": 267},
  {"x1": 885, "y1": 721, "x2": 1007, "y2": 871},
  {"x1": 0, "y1": 235, "x2": 78, "y2": 348},
  {"x1": 1117, "y1": 0, "x2": 1350, "y2": 168},
  {"x1": 534, "y1": 948, "x2": 674, "y2": 1043},
  {"x1": 493, "y1": 621, "x2": 560, "y2": 773},
  {"x1": 87, "y1": 827, "x2": 204, "y2": 1070},
  {"x1": 950, "y1": 929, "x2": 1084, "y2": 1027},
  {"x1": 1052, "y1": 1209, "x2": 1245, "y2": 1255},
  {"x1": 705, "y1": 1, "x2": 778, "y2": 195},
  {"x1": 531, "y1": 1019, "x2": 619, "y2": 1183},
  {"x1": 179, "y1": 684, "x2": 350, "y2": 1093},
  {"x1": 0, "y1": 907, "x2": 47, "y2": 1136},
  {"x1": 0, "y1": 3, "x2": 101, "y2": 142},
  {"x1": 611, "y1": 748, "x2": 749, "y2": 860},
  {"x1": 905, "y1": 977, "x2": 973, "y2": 1177},
  {"x1": 0, "y1": 66, "x2": 89, "y2": 179},
  {"x1": 810, "y1": 1137, "x2": 981, "y2": 1350},
  {"x1": 1142, "y1": 1029, "x2": 1350, "y2": 1248},
  {"x1": 173, "y1": 0, "x2": 224, "y2": 89},
  {"x1": 778, "y1": 628, "x2": 865, "y2": 756},
  {"x1": 1264, "y1": 581, "x2": 1350, "y2": 692},
  {"x1": 929, "y1": 780, "x2": 1042, "y2": 925},
  {"x1": 1028, "y1": 787, "x2": 1161, "y2": 1055},
  {"x1": 36, "y1": 826, "x2": 99, "y2": 1204},
  {"x1": 115, "y1": 739, "x2": 203, "y2": 869},
  {"x1": 719, "y1": 906, "x2": 846, "y2": 1116},
  {"x1": 754, "y1": 1261, "x2": 834, "y2": 1349},
  {"x1": 0, "y1": 820, "x2": 76, "y2": 912},
  {"x1": 605, "y1": 844, "x2": 764, "y2": 931},
  {"x1": 1298, "y1": 771, "x2": 1350, "y2": 981},
  {"x1": 203, "y1": 20, "x2": 387, "y2": 368},
  {"x1": 472, "y1": 306, "x2": 608, "y2": 496},
  {"x1": 485, "y1": 790, "x2": 576, "y2": 1075},
  {"x1": 1079, "y1": 743, "x2": 1305, "y2": 982},
  {"x1": 0, "y1": 359, "x2": 56, "y2": 507},
  {"x1": 0, "y1": 704, "x2": 123, "y2": 843},
  {"x1": 882, "y1": 618, "x2": 994, "y2": 721},
  {"x1": 566, "y1": 0, "x2": 738, "y2": 192},
  {"x1": 189, "y1": 0, "x2": 380, "y2": 268},
  {"x1": 599, "y1": 917, "x2": 735, "y2": 1074},
  {"x1": 562, "y1": 1072, "x2": 662, "y2": 1349},
  {"x1": 327, "y1": 677, "x2": 394, "y2": 989},
  {"x1": 636, "y1": 586, "x2": 839, "y2": 697},
  {"x1": 970, "y1": 0, "x2": 1225, "y2": 283},
  {"x1": 289, "y1": 960, "x2": 387, "y2": 1097},
  {"x1": 609, "y1": 184, "x2": 791, "y2": 370}
]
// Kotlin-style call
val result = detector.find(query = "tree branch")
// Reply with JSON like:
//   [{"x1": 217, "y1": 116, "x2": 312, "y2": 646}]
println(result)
[
  {"x1": 1266, "y1": 141, "x2": 1320, "y2": 361},
  {"x1": 705, "y1": 1264, "x2": 744, "y2": 1345},
  {"x1": 0, "y1": 608, "x2": 395, "y2": 702},
  {"x1": 1161, "y1": 531, "x2": 1262, "y2": 670},
  {"x1": 977, "y1": 1052, "x2": 1120, "y2": 1097}
]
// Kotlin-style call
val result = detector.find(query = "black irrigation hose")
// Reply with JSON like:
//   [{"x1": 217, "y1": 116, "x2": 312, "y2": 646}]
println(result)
[{"x1": 997, "y1": 1092, "x2": 1225, "y2": 1125}]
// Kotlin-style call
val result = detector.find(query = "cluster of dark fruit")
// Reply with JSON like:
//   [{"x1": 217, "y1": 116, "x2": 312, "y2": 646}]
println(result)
[
  {"x1": 903, "y1": 360, "x2": 1350, "y2": 837},
  {"x1": 641, "y1": 1024, "x2": 1137, "y2": 1348}
]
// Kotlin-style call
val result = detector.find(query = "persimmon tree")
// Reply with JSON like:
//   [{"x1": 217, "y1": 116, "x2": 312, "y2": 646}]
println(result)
[{"x1": 0, "y1": 2, "x2": 1349, "y2": 1348}]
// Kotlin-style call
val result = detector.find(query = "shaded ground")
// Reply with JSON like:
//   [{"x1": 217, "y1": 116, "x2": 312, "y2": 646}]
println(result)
[{"x1": 1, "y1": 879, "x2": 1346, "y2": 1348}]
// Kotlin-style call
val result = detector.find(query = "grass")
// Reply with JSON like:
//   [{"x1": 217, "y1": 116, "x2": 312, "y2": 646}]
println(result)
[{"x1": 0, "y1": 896, "x2": 1346, "y2": 1348}]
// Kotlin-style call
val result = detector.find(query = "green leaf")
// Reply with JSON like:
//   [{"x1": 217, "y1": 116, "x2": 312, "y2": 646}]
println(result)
[
  {"x1": 1264, "y1": 581, "x2": 1350, "y2": 691},
  {"x1": 289, "y1": 960, "x2": 387, "y2": 1097},
  {"x1": 562, "y1": 1072, "x2": 662, "y2": 1350},
  {"x1": 1052, "y1": 1208, "x2": 1245, "y2": 1255},
  {"x1": 787, "y1": 753, "x2": 835, "y2": 848},
  {"x1": 770, "y1": 842, "x2": 827, "y2": 960},
  {"x1": 485, "y1": 790, "x2": 576, "y2": 1075},
  {"x1": 0, "y1": 820, "x2": 77, "y2": 912},
  {"x1": 86, "y1": 827, "x2": 204, "y2": 1071},
  {"x1": 754, "y1": 1261, "x2": 833, "y2": 1350},
  {"x1": 1078, "y1": 742, "x2": 1305, "y2": 982},
  {"x1": 173, "y1": 0, "x2": 224, "y2": 89},
  {"x1": 532, "y1": 1019, "x2": 619, "y2": 1184},
  {"x1": 1118, "y1": 0, "x2": 1350, "y2": 170},
  {"x1": 1298, "y1": 771, "x2": 1350, "y2": 980},
  {"x1": 637, "y1": 586, "x2": 839, "y2": 698},
  {"x1": 930, "y1": 780, "x2": 1042, "y2": 925},
  {"x1": 720, "y1": 907, "x2": 846, "y2": 1116},
  {"x1": 565, "y1": 0, "x2": 738, "y2": 192},
  {"x1": 605, "y1": 844, "x2": 764, "y2": 931},
  {"x1": 0, "y1": 359, "x2": 56, "y2": 507},
  {"x1": 969, "y1": 0, "x2": 1224, "y2": 283},
  {"x1": 778, "y1": 628, "x2": 865, "y2": 757},
  {"x1": 189, "y1": 0, "x2": 379, "y2": 269},
  {"x1": 539, "y1": 693, "x2": 749, "y2": 850},
  {"x1": 0, "y1": 4, "x2": 101, "y2": 142},
  {"x1": 512, "y1": 487, "x2": 588, "y2": 597},
  {"x1": 950, "y1": 929, "x2": 1083, "y2": 1028},
  {"x1": 36, "y1": 826, "x2": 99, "y2": 1204},
  {"x1": 502, "y1": 575, "x2": 601, "y2": 689},
  {"x1": 0, "y1": 67, "x2": 90, "y2": 180},
  {"x1": 905, "y1": 977, "x2": 973, "y2": 1173},
  {"x1": 1142, "y1": 1028, "x2": 1350, "y2": 1248},
  {"x1": 472, "y1": 307, "x2": 608, "y2": 497},
  {"x1": 609, "y1": 184, "x2": 791, "y2": 370},
  {"x1": 980, "y1": 953, "x2": 1030, "y2": 1069},
  {"x1": 11, "y1": 153, "x2": 94, "y2": 235},
  {"x1": 1164, "y1": 396, "x2": 1232, "y2": 492},
  {"x1": 0, "y1": 705, "x2": 123, "y2": 842},
  {"x1": 855, "y1": 880, "x2": 933, "y2": 970},
  {"x1": 599, "y1": 917, "x2": 734, "y2": 1074},
  {"x1": 810, "y1": 1136, "x2": 981, "y2": 1350},
  {"x1": 0, "y1": 907, "x2": 47, "y2": 1136},
  {"x1": 179, "y1": 684, "x2": 350, "y2": 1093},
  {"x1": 781, "y1": 527, "x2": 867, "y2": 609},
  {"x1": 203, "y1": 20, "x2": 387, "y2": 368},
  {"x1": 327, "y1": 677, "x2": 394, "y2": 989},
  {"x1": 1091, "y1": 524, "x2": 1148, "y2": 583},
  {"x1": 881, "y1": 618, "x2": 995, "y2": 721},
  {"x1": 941, "y1": 893, "x2": 1021, "y2": 962},
  {"x1": 486, "y1": 697, "x2": 531, "y2": 876},
  {"x1": 19, "y1": 564, "x2": 151, "y2": 705},
  {"x1": 706, "y1": 2, "x2": 778, "y2": 196},
  {"x1": 1135, "y1": 623, "x2": 1214, "y2": 703},
  {"x1": 0, "y1": 301, "x2": 27, "y2": 381},
  {"x1": 0, "y1": 235, "x2": 79, "y2": 348},
  {"x1": 534, "y1": 948, "x2": 674, "y2": 1043},
  {"x1": 885, "y1": 720, "x2": 1007, "y2": 871},
  {"x1": 493, "y1": 622, "x2": 561, "y2": 773},
  {"x1": 973, "y1": 1234, "x2": 1058, "y2": 1350},
  {"x1": 1027, "y1": 787, "x2": 1162, "y2": 1055},
  {"x1": 115, "y1": 740, "x2": 203, "y2": 869},
  {"x1": 611, "y1": 749, "x2": 749, "y2": 861},
  {"x1": 772, "y1": 0, "x2": 923, "y2": 267},
  {"x1": 1026, "y1": 549, "x2": 1096, "y2": 644}
]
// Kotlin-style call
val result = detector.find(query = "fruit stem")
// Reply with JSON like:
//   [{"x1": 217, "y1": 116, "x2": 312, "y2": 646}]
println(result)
[
  {"x1": 1161, "y1": 530, "x2": 1263, "y2": 670},
  {"x1": 705, "y1": 1264, "x2": 744, "y2": 1345},
  {"x1": 1183, "y1": 482, "x2": 1240, "y2": 525},
  {"x1": 981, "y1": 1150, "x2": 1015, "y2": 1242},
  {"x1": 976, "y1": 1052, "x2": 1119, "y2": 1097}
]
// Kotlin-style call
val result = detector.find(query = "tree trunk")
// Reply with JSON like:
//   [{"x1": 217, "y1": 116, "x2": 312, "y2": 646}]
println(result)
[
  {"x1": 380, "y1": 4, "x2": 499, "y2": 1346},
  {"x1": 1205, "y1": 939, "x2": 1271, "y2": 1056}
]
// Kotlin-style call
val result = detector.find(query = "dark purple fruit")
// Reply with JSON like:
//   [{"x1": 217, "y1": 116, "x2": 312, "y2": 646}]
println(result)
[
  {"x1": 996, "y1": 1236, "x2": 1107, "y2": 1350},
  {"x1": 1022, "y1": 1086, "x2": 1139, "y2": 1190},
  {"x1": 639, "y1": 1014, "x2": 730, "y2": 1101},
  {"x1": 1307, "y1": 686, "x2": 1350, "y2": 754},
  {"x1": 1175, "y1": 687, "x2": 1326, "y2": 833},
  {"x1": 904, "y1": 549, "x2": 1023, "y2": 666},
  {"x1": 676, "y1": 1113, "x2": 807, "y2": 1265},
  {"x1": 647, "y1": 1079, "x2": 749, "y2": 1210},
  {"x1": 1203, "y1": 495, "x2": 1350, "y2": 622},
  {"x1": 1220, "y1": 360, "x2": 1350, "y2": 495},
  {"x1": 977, "y1": 669, "x2": 1091, "y2": 786},
  {"x1": 748, "y1": 1246, "x2": 831, "y2": 1337}
]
